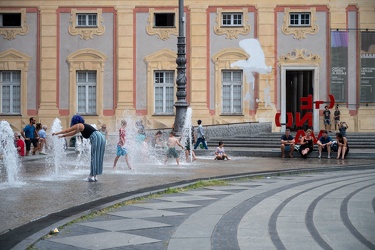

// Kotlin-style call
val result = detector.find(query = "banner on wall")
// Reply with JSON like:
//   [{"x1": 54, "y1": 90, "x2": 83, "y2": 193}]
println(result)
[
  {"x1": 360, "y1": 32, "x2": 375, "y2": 103},
  {"x1": 330, "y1": 31, "x2": 348, "y2": 102}
]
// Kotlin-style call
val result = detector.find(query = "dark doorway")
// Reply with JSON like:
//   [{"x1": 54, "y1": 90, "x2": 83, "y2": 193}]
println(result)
[{"x1": 285, "y1": 70, "x2": 313, "y2": 131}]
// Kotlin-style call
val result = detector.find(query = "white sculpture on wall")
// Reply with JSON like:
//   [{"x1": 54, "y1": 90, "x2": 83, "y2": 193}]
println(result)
[{"x1": 231, "y1": 38, "x2": 272, "y2": 89}]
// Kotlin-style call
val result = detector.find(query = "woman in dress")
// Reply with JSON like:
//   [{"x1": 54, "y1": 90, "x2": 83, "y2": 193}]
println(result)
[
  {"x1": 336, "y1": 132, "x2": 349, "y2": 159},
  {"x1": 299, "y1": 129, "x2": 314, "y2": 158},
  {"x1": 52, "y1": 115, "x2": 106, "y2": 182}
]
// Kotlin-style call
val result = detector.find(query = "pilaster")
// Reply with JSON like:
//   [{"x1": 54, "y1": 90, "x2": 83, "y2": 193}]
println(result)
[
  {"x1": 255, "y1": 4, "x2": 276, "y2": 126},
  {"x1": 188, "y1": 4, "x2": 210, "y2": 118},
  {"x1": 116, "y1": 6, "x2": 135, "y2": 115},
  {"x1": 38, "y1": 6, "x2": 59, "y2": 117}
]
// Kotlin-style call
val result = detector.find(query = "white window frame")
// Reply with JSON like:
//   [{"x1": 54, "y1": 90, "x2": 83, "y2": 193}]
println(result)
[
  {"x1": 76, "y1": 71, "x2": 97, "y2": 115},
  {"x1": 221, "y1": 12, "x2": 243, "y2": 27},
  {"x1": 76, "y1": 13, "x2": 97, "y2": 27},
  {"x1": 154, "y1": 71, "x2": 174, "y2": 115},
  {"x1": 289, "y1": 12, "x2": 311, "y2": 27},
  {"x1": 222, "y1": 70, "x2": 243, "y2": 114},
  {"x1": 1, "y1": 71, "x2": 21, "y2": 114}
]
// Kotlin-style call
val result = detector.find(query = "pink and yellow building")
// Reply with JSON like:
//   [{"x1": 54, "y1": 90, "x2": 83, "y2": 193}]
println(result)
[{"x1": 0, "y1": 0, "x2": 374, "y2": 132}]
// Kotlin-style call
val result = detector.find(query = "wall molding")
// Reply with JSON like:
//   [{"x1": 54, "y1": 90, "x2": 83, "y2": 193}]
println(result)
[
  {"x1": 214, "y1": 8, "x2": 251, "y2": 39},
  {"x1": 145, "y1": 8, "x2": 178, "y2": 40},
  {"x1": 278, "y1": 48, "x2": 321, "y2": 66},
  {"x1": 66, "y1": 49, "x2": 107, "y2": 116},
  {"x1": 0, "y1": 8, "x2": 29, "y2": 40},
  {"x1": 68, "y1": 9, "x2": 105, "y2": 40},
  {"x1": 0, "y1": 49, "x2": 31, "y2": 115},
  {"x1": 281, "y1": 7, "x2": 319, "y2": 40}
]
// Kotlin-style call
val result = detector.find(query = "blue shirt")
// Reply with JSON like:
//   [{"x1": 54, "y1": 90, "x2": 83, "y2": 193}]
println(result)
[
  {"x1": 281, "y1": 134, "x2": 293, "y2": 141},
  {"x1": 38, "y1": 129, "x2": 46, "y2": 139},
  {"x1": 23, "y1": 124, "x2": 36, "y2": 139},
  {"x1": 319, "y1": 136, "x2": 332, "y2": 144}
]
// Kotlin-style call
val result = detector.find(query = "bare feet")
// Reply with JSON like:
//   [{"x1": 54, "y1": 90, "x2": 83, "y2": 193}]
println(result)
[
  {"x1": 289, "y1": 154, "x2": 293, "y2": 158},
  {"x1": 282, "y1": 154, "x2": 285, "y2": 158}
]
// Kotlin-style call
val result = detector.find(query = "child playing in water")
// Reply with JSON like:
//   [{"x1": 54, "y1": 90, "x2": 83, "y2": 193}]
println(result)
[
  {"x1": 185, "y1": 129, "x2": 197, "y2": 162},
  {"x1": 113, "y1": 120, "x2": 132, "y2": 170},
  {"x1": 164, "y1": 131, "x2": 184, "y2": 165},
  {"x1": 214, "y1": 141, "x2": 231, "y2": 160}
]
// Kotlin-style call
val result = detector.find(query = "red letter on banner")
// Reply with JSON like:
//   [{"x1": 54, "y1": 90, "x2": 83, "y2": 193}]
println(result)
[
  {"x1": 295, "y1": 112, "x2": 313, "y2": 127},
  {"x1": 300, "y1": 95, "x2": 313, "y2": 110}
]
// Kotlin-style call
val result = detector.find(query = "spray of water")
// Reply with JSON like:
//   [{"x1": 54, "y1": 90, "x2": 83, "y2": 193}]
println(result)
[
  {"x1": 116, "y1": 110, "x2": 166, "y2": 167},
  {"x1": 181, "y1": 107, "x2": 193, "y2": 162},
  {"x1": 49, "y1": 118, "x2": 67, "y2": 175},
  {"x1": 0, "y1": 120, "x2": 20, "y2": 184}
]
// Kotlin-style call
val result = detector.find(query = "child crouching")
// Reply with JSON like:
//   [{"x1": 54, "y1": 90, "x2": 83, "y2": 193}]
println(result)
[{"x1": 214, "y1": 141, "x2": 231, "y2": 160}]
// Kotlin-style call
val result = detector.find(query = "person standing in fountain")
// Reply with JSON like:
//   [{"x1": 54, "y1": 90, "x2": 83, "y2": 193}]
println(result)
[
  {"x1": 99, "y1": 123, "x2": 108, "y2": 142},
  {"x1": 37, "y1": 124, "x2": 48, "y2": 155},
  {"x1": 185, "y1": 129, "x2": 197, "y2": 162},
  {"x1": 164, "y1": 131, "x2": 184, "y2": 165},
  {"x1": 21, "y1": 117, "x2": 39, "y2": 156},
  {"x1": 193, "y1": 120, "x2": 208, "y2": 150},
  {"x1": 113, "y1": 120, "x2": 132, "y2": 170},
  {"x1": 14, "y1": 133, "x2": 25, "y2": 157},
  {"x1": 52, "y1": 115, "x2": 106, "y2": 182}
]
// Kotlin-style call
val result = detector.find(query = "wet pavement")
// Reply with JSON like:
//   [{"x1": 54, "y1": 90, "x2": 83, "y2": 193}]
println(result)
[{"x1": 0, "y1": 150, "x2": 375, "y2": 249}]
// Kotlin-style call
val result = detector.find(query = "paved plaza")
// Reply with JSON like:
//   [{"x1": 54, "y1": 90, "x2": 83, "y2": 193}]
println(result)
[{"x1": 0, "y1": 152, "x2": 374, "y2": 249}]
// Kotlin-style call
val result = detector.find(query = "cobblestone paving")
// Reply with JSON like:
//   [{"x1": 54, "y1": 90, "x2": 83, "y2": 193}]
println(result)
[{"x1": 31, "y1": 168, "x2": 375, "y2": 250}]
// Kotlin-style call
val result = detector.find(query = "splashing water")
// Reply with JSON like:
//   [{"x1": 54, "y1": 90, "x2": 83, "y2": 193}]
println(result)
[
  {"x1": 0, "y1": 120, "x2": 20, "y2": 185},
  {"x1": 181, "y1": 107, "x2": 193, "y2": 162},
  {"x1": 49, "y1": 118, "x2": 67, "y2": 175},
  {"x1": 117, "y1": 110, "x2": 165, "y2": 167}
]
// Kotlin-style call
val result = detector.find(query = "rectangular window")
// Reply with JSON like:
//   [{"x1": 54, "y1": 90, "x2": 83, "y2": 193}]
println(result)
[
  {"x1": 154, "y1": 13, "x2": 175, "y2": 27},
  {"x1": 154, "y1": 71, "x2": 174, "y2": 114},
  {"x1": 0, "y1": 13, "x2": 21, "y2": 27},
  {"x1": 77, "y1": 71, "x2": 96, "y2": 114},
  {"x1": 222, "y1": 13, "x2": 243, "y2": 26},
  {"x1": 222, "y1": 70, "x2": 242, "y2": 114},
  {"x1": 289, "y1": 12, "x2": 310, "y2": 26},
  {"x1": 76, "y1": 13, "x2": 97, "y2": 27},
  {"x1": 1, "y1": 71, "x2": 21, "y2": 114}
]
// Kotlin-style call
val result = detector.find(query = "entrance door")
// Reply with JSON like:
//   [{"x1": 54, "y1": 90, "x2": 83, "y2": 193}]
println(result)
[{"x1": 285, "y1": 70, "x2": 313, "y2": 131}]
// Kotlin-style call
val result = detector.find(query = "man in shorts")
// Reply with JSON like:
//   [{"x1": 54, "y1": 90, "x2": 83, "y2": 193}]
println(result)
[
  {"x1": 164, "y1": 131, "x2": 184, "y2": 165},
  {"x1": 323, "y1": 106, "x2": 331, "y2": 132},
  {"x1": 21, "y1": 117, "x2": 39, "y2": 156},
  {"x1": 280, "y1": 129, "x2": 295, "y2": 158},
  {"x1": 317, "y1": 130, "x2": 333, "y2": 159}
]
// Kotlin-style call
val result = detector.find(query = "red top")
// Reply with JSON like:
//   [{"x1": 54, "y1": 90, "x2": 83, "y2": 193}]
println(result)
[
  {"x1": 117, "y1": 128, "x2": 126, "y2": 147},
  {"x1": 16, "y1": 139, "x2": 25, "y2": 156}
]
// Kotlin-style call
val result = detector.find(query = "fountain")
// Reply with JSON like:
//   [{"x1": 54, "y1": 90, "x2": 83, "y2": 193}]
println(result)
[
  {"x1": 49, "y1": 118, "x2": 68, "y2": 175},
  {"x1": 181, "y1": 107, "x2": 193, "y2": 162},
  {"x1": 0, "y1": 120, "x2": 21, "y2": 187}
]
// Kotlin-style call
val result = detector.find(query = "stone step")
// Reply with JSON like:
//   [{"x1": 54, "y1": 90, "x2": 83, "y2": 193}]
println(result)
[
  {"x1": 194, "y1": 148, "x2": 374, "y2": 159},
  {"x1": 206, "y1": 143, "x2": 375, "y2": 149}
]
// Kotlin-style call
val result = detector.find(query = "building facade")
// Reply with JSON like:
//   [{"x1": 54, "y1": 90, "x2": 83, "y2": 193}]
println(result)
[{"x1": 0, "y1": 0, "x2": 374, "y2": 133}]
